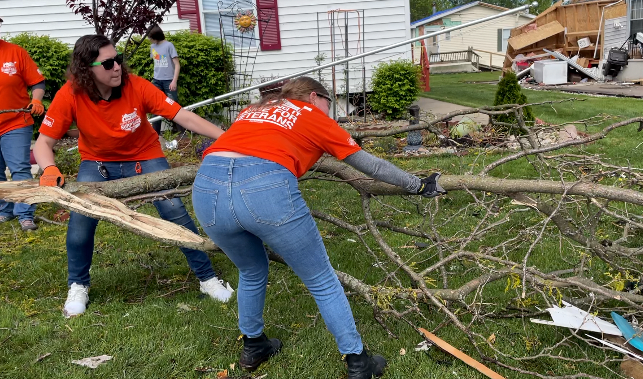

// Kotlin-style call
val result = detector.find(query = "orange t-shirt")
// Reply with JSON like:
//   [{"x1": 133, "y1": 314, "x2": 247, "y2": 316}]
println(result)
[
  {"x1": 40, "y1": 74, "x2": 181, "y2": 161},
  {"x1": 203, "y1": 99, "x2": 361, "y2": 177},
  {"x1": 0, "y1": 40, "x2": 45, "y2": 136}
]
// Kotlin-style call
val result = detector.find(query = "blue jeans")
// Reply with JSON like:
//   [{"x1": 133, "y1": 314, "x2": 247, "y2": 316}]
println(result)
[
  {"x1": 0, "y1": 125, "x2": 36, "y2": 221},
  {"x1": 67, "y1": 158, "x2": 217, "y2": 286},
  {"x1": 151, "y1": 79, "x2": 179, "y2": 135},
  {"x1": 192, "y1": 155, "x2": 364, "y2": 355}
]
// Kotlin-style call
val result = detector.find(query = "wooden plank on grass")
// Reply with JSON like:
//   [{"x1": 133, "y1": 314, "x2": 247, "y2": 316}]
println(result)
[{"x1": 508, "y1": 21, "x2": 565, "y2": 50}]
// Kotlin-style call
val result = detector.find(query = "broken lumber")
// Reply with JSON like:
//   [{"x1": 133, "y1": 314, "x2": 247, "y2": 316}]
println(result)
[
  {"x1": 418, "y1": 328, "x2": 505, "y2": 379},
  {"x1": 508, "y1": 20, "x2": 565, "y2": 50}
]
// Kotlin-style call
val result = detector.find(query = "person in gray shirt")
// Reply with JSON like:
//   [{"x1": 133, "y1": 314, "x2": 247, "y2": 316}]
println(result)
[{"x1": 148, "y1": 24, "x2": 181, "y2": 134}]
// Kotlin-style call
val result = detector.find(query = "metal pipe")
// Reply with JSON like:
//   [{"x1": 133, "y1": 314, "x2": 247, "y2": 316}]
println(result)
[{"x1": 149, "y1": 2, "x2": 536, "y2": 122}]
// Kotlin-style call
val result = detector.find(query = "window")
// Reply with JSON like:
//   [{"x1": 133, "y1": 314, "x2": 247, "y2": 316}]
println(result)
[
  {"x1": 498, "y1": 28, "x2": 511, "y2": 52},
  {"x1": 631, "y1": 0, "x2": 643, "y2": 37}
]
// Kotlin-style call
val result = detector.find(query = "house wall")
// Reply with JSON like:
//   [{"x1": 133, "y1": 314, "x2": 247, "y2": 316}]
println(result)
[
  {"x1": 417, "y1": 6, "x2": 532, "y2": 68},
  {"x1": 603, "y1": 16, "x2": 628, "y2": 59},
  {"x1": 214, "y1": 0, "x2": 412, "y2": 96},
  {"x1": 0, "y1": 0, "x2": 190, "y2": 46}
]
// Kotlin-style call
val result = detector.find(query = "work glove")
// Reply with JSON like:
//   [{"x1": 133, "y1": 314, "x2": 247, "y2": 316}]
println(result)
[
  {"x1": 40, "y1": 166, "x2": 65, "y2": 187},
  {"x1": 28, "y1": 99, "x2": 44, "y2": 116},
  {"x1": 417, "y1": 173, "x2": 447, "y2": 198}
]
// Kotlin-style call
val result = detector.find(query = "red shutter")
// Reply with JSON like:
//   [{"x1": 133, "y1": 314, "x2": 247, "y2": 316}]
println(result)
[
  {"x1": 176, "y1": 0, "x2": 202, "y2": 33},
  {"x1": 257, "y1": 0, "x2": 281, "y2": 51}
]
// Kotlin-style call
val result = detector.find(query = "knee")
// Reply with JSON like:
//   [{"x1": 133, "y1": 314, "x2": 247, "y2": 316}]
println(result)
[{"x1": 303, "y1": 270, "x2": 342, "y2": 295}]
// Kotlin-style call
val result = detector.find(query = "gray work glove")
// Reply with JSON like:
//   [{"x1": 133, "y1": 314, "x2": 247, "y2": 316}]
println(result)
[{"x1": 417, "y1": 173, "x2": 447, "y2": 198}]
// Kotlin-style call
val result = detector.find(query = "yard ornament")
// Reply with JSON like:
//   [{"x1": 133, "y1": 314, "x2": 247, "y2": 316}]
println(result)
[{"x1": 234, "y1": 11, "x2": 257, "y2": 33}]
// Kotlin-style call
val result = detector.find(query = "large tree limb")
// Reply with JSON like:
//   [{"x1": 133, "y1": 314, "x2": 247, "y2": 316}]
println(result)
[{"x1": 3, "y1": 186, "x2": 216, "y2": 252}]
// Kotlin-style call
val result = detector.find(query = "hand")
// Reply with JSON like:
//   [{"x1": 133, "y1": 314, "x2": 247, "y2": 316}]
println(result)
[
  {"x1": 40, "y1": 166, "x2": 65, "y2": 187},
  {"x1": 417, "y1": 173, "x2": 447, "y2": 198},
  {"x1": 28, "y1": 99, "x2": 45, "y2": 116},
  {"x1": 169, "y1": 80, "x2": 177, "y2": 91}
]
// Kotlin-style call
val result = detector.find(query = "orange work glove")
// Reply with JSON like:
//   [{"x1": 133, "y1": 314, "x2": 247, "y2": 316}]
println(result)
[
  {"x1": 40, "y1": 166, "x2": 65, "y2": 187},
  {"x1": 28, "y1": 99, "x2": 45, "y2": 116}
]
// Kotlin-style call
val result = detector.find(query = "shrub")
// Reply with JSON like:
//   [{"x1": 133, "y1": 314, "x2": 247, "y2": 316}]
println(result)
[
  {"x1": 122, "y1": 31, "x2": 234, "y2": 120},
  {"x1": 7, "y1": 33, "x2": 71, "y2": 136},
  {"x1": 368, "y1": 60, "x2": 421, "y2": 120},
  {"x1": 54, "y1": 147, "x2": 81, "y2": 176},
  {"x1": 7, "y1": 33, "x2": 71, "y2": 100},
  {"x1": 493, "y1": 72, "x2": 534, "y2": 134}
]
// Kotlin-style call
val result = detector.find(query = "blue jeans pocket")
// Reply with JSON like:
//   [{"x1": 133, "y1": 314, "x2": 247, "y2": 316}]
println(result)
[
  {"x1": 241, "y1": 180, "x2": 295, "y2": 226},
  {"x1": 192, "y1": 185, "x2": 218, "y2": 227}
]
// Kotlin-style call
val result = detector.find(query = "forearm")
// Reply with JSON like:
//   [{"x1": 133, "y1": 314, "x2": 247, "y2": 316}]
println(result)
[
  {"x1": 172, "y1": 109, "x2": 224, "y2": 140},
  {"x1": 343, "y1": 150, "x2": 421, "y2": 193},
  {"x1": 31, "y1": 81, "x2": 45, "y2": 101},
  {"x1": 172, "y1": 58, "x2": 180, "y2": 82},
  {"x1": 173, "y1": 61, "x2": 181, "y2": 82},
  {"x1": 33, "y1": 135, "x2": 58, "y2": 168}
]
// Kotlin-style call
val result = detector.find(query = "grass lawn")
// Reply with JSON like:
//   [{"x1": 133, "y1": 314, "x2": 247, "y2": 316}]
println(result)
[{"x1": 1, "y1": 74, "x2": 640, "y2": 378}]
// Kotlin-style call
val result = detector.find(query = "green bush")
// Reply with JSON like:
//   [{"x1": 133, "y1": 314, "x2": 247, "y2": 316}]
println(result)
[
  {"x1": 54, "y1": 146, "x2": 81, "y2": 176},
  {"x1": 7, "y1": 33, "x2": 71, "y2": 100},
  {"x1": 6, "y1": 33, "x2": 71, "y2": 136},
  {"x1": 368, "y1": 60, "x2": 421, "y2": 120},
  {"x1": 493, "y1": 72, "x2": 534, "y2": 134},
  {"x1": 122, "y1": 31, "x2": 234, "y2": 120}
]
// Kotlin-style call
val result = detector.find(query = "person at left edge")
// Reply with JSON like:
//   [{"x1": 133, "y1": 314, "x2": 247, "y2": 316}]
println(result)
[
  {"x1": 0, "y1": 15, "x2": 46, "y2": 231},
  {"x1": 33, "y1": 34, "x2": 234, "y2": 318}
]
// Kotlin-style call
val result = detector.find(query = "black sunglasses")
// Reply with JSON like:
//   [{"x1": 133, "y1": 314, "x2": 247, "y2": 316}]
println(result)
[
  {"x1": 91, "y1": 54, "x2": 124, "y2": 70},
  {"x1": 316, "y1": 92, "x2": 333, "y2": 105}
]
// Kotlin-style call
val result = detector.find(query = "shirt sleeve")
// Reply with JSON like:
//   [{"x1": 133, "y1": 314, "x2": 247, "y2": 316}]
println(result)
[
  {"x1": 304, "y1": 112, "x2": 361, "y2": 160},
  {"x1": 138, "y1": 76, "x2": 182, "y2": 119},
  {"x1": 168, "y1": 42, "x2": 178, "y2": 59},
  {"x1": 38, "y1": 84, "x2": 74, "y2": 140},
  {"x1": 20, "y1": 48, "x2": 45, "y2": 86}
]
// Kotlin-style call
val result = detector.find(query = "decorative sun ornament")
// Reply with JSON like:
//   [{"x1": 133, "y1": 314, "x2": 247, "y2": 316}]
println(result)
[{"x1": 234, "y1": 11, "x2": 257, "y2": 33}]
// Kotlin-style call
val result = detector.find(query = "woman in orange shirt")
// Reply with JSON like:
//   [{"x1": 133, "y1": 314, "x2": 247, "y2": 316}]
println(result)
[
  {"x1": 193, "y1": 76, "x2": 445, "y2": 378},
  {"x1": 34, "y1": 35, "x2": 233, "y2": 318},
  {"x1": 0, "y1": 16, "x2": 46, "y2": 231}
]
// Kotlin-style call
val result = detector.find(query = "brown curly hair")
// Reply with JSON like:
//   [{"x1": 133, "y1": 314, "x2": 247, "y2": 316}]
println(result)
[{"x1": 67, "y1": 35, "x2": 129, "y2": 103}]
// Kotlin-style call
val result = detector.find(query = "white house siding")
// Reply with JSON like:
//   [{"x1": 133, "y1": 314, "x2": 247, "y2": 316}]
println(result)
[
  {"x1": 603, "y1": 16, "x2": 628, "y2": 59},
  {"x1": 419, "y1": 6, "x2": 532, "y2": 68},
  {"x1": 0, "y1": 0, "x2": 190, "y2": 46},
  {"x1": 206, "y1": 0, "x2": 412, "y2": 95}
]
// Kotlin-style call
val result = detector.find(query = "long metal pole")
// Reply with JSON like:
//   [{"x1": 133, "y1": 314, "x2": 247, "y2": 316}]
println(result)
[{"x1": 149, "y1": 2, "x2": 536, "y2": 122}]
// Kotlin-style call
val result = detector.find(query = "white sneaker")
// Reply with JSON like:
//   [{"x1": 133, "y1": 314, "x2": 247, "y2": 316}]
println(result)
[
  {"x1": 63, "y1": 283, "x2": 89, "y2": 318},
  {"x1": 200, "y1": 277, "x2": 234, "y2": 302}
]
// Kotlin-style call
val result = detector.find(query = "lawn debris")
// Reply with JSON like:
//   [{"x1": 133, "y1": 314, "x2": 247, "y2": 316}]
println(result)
[
  {"x1": 418, "y1": 328, "x2": 505, "y2": 379},
  {"x1": 71, "y1": 354, "x2": 112, "y2": 369},
  {"x1": 530, "y1": 301, "x2": 622, "y2": 336},
  {"x1": 611, "y1": 312, "x2": 643, "y2": 352},
  {"x1": 586, "y1": 334, "x2": 643, "y2": 361},
  {"x1": 34, "y1": 353, "x2": 51, "y2": 363}
]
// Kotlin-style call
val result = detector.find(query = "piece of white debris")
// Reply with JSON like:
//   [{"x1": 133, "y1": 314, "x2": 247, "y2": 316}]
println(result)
[
  {"x1": 531, "y1": 301, "x2": 622, "y2": 336},
  {"x1": 71, "y1": 355, "x2": 113, "y2": 369},
  {"x1": 414, "y1": 340, "x2": 433, "y2": 351}
]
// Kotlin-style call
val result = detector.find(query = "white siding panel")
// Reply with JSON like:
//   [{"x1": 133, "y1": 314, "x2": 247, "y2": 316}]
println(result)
[
  {"x1": 603, "y1": 16, "x2": 628, "y2": 59},
  {"x1": 0, "y1": 0, "x2": 190, "y2": 46},
  {"x1": 0, "y1": 0, "x2": 411, "y2": 96},
  {"x1": 250, "y1": 0, "x2": 411, "y2": 93}
]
